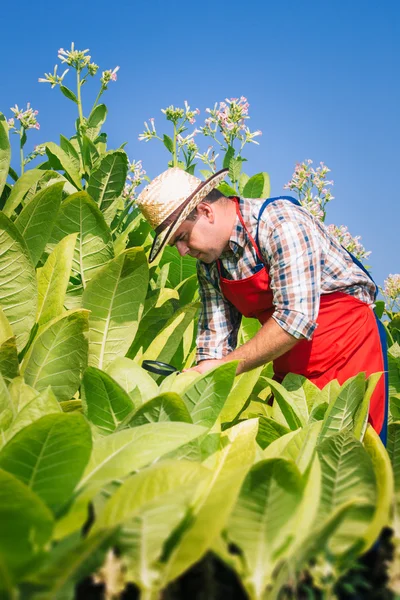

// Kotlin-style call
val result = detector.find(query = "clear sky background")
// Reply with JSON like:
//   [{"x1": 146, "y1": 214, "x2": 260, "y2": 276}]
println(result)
[{"x1": 1, "y1": 0, "x2": 399, "y2": 289}]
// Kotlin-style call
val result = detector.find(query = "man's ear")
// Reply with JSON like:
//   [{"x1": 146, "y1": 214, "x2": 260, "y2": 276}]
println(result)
[{"x1": 196, "y1": 202, "x2": 214, "y2": 223}]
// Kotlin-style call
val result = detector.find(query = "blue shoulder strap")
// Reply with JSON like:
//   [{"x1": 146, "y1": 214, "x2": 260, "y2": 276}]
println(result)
[{"x1": 255, "y1": 195, "x2": 378, "y2": 299}]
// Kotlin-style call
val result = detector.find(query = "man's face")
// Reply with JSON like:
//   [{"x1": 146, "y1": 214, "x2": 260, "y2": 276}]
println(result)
[{"x1": 168, "y1": 202, "x2": 231, "y2": 263}]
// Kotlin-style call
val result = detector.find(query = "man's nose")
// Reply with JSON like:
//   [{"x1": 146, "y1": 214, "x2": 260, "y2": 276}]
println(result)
[{"x1": 176, "y1": 240, "x2": 188, "y2": 256}]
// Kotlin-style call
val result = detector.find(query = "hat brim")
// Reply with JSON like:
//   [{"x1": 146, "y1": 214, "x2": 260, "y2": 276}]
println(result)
[{"x1": 149, "y1": 168, "x2": 229, "y2": 262}]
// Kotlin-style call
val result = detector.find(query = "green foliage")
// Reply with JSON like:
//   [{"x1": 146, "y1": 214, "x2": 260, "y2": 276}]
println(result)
[
  {"x1": 15, "y1": 181, "x2": 64, "y2": 265},
  {"x1": 0, "y1": 113, "x2": 11, "y2": 198},
  {"x1": 82, "y1": 366, "x2": 135, "y2": 433},
  {"x1": 87, "y1": 150, "x2": 128, "y2": 211},
  {"x1": 0, "y1": 60, "x2": 395, "y2": 600},
  {"x1": 0, "y1": 213, "x2": 37, "y2": 351},
  {"x1": 21, "y1": 309, "x2": 89, "y2": 399},
  {"x1": 83, "y1": 248, "x2": 148, "y2": 369}
]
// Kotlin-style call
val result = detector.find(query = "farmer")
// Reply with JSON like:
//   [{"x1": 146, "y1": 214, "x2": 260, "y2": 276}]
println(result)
[{"x1": 136, "y1": 167, "x2": 388, "y2": 441}]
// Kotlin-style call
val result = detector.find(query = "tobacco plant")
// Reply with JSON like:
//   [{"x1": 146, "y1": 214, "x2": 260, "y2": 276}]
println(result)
[{"x1": 0, "y1": 43, "x2": 399, "y2": 600}]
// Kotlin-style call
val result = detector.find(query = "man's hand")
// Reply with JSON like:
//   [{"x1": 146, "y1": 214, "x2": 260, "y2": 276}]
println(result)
[{"x1": 184, "y1": 359, "x2": 225, "y2": 375}]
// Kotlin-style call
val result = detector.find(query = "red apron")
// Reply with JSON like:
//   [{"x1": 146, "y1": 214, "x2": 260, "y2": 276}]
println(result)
[{"x1": 217, "y1": 198, "x2": 386, "y2": 435}]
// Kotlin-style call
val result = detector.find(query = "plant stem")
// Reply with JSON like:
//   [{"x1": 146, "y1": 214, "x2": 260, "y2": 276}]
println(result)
[
  {"x1": 75, "y1": 69, "x2": 85, "y2": 176},
  {"x1": 173, "y1": 123, "x2": 177, "y2": 167},
  {"x1": 76, "y1": 69, "x2": 84, "y2": 125},
  {"x1": 91, "y1": 86, "x2": 105, "y2": 114},
  {"x1": 20, "y1": 127, "x2": 25, "y2": 176}
]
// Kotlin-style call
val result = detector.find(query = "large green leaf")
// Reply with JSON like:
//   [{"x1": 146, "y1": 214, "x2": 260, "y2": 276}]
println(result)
[
  {"x1": 181, "y1": 362, "x2": 237, "y2": 428},
  {"x1": 21, "y1": 309, "x2": 89, "y2": 400},
  {"x1": 387, "y1": 422, "x2": 400, "y2": 534},
  {"x1": 2, "y1": 168, "x2": 46, "y2": 217},
  {"x1": 49, "y1": 191, "x2": 115, "y2": 288},
  {"x1": 0, "y1": 114, "x2": 10, "y2": 198},
  {"x1": 281, "y1": 373, "x2": 321, "y2": 425},
  {"x1": 126, "y1": 392, "x2": 192, "y2": 427},
  {"x1": 242, "y1": 172, "x2": 270, "y2": 199},
  {"x1": 45, "y1": 142, "x2": 82, "y2": 189},
  {"x1": 0, "y1": 413, "x2": 92, "y2": 514},
  {"x1": 160, "y1": 419, "x2": 258, "y2": 585},
  {"x1": 0, "y1": 372, "x2": 14, "y2": 433},
  {"x1": 159, "y1": 371, "x2": 200, "y2": 397},
  {"x1": 0, "y1": 337, "x2": 19, "y2": 384},
  {"x1": 83, "y1": 248, "x2": 148, "y2": 370},
  {"x1": 316, "y1": 429, "x2": 377, "y2": 555},
  {"x1": 140, "y1": 302, "x2": 200, "y2": 367},
  {"x1": 77, "y1": 422, "x2": 206, "y2": 495},
  {"x1": 0, "y1": 213, "x2": 37, "y2": 350},
  {"x1": 87, "y1": 150, "x2": 128, "y2": 211},
  {"x1": 159, "y1": 246, "x2": 197, "y2": 287},
  {"x1": 263, "y1": 377, "x2": 304, "y2": 430},
  {"x1": 86, "y1": 104, "x2": 108, "y2": 140},
  {"x1": 94, "y1": 460, "x2": 205, "y2": 531},
  {"x1": 262, "y1": 428, "x2": 300, "y2": 460},
  {"x1": 36, "y1": 233, "x2": 77, "y2": 326},
  {"x1": 360, "y1": 425, "x2": 393, "y2": 552},
  {"x1": 0, "y1": 310, "x2": 19, "y2": 382},
  {"x1": 281, "y1": 421, "x2": 322, "y2": 474},
  {"x1": 8, "y1": 376, "x2": 38, "y2": 412},
  {"x1": 4, "y1": 387, "x2": 61, "y2": 443},
  {"x1": 106, "y1": 357, "x2": 158, "y2": 404},
  {"x1": 82, "y1": 366, "x2": 135, "y2": 434},
  {"x1": 93, "y1": 461, "x2": 207, "y2": 592},
  {"x1": 14, "y1": 182, "x2": 64, "y2": 265},
  {"x1": 227, "y1": 458, "x2": 304, "y2": 598},
  {"x1": 256, "y1": 417, "x2": 291, "y2": 450},
  {"x1": 60, "y1": 134, "x2": 80, "y2": 172},
  {"x1": 0, "y1": 469, "x2": 53, "y2": 584},
  {"x1": 353, "y1": 372, "x2": 382, "y2": 440},
  {"x1": 127, "y1": 289, "x2": 177, "y2": 358},
  {"x1": 318, "y1": 373, "x2": 366, "y2": 442},
  {"x1": 82, "y1": 134, "x2": 100, "y2": 175},
  {"x1": 221, "y1": 366, "x2": 263, "y2": 422}
]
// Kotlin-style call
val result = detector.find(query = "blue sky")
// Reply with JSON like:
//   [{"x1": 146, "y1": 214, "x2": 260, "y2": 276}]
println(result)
[{"x1": 1, "y1": 0, "x2": 399, "y2": 288}]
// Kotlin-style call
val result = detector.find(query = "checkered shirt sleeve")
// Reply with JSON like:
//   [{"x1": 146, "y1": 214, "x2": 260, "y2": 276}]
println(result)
[{"x1": 196, "y1": 262, "x2": 242, "y2": 360}]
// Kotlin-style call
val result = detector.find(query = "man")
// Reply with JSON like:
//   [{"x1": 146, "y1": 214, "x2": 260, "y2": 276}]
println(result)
[{"x1": 136, "y1": 167, "x2": 388, "y2": 439}]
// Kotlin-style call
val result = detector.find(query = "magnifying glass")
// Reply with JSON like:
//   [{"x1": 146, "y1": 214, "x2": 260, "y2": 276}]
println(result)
[{"x1": 142, "y1": 359, "x2": 180, "y2": 376}]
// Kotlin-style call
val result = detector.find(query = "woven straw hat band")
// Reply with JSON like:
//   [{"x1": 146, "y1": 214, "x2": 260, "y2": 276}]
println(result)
[{"x1": 137, "y1": 168, "x2": 201, "y2": 230}]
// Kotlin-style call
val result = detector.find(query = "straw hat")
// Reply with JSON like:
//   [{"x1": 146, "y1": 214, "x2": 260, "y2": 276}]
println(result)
[{"x1": 136, "y1": 167, "x2": 229, "y2": 262}]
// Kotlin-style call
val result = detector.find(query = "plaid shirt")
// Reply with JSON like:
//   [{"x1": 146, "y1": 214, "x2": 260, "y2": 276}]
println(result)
[{"x1": 196, "y1": 196, "x2": 376, "y2": 361}]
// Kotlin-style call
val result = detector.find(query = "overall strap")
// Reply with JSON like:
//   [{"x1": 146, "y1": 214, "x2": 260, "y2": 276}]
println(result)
[
  {"x1": 231, "y1": 197, "x2": 266, "y2": 263},
  {"x1": 255, "y1": 196, "x2": 301, "y2": 249},
  {"x1": 343, "y1": 249, "x2": 378, "y2": 301},
  {"x1": 255, "y1": 195, "x2": 378, "y2": 300}
]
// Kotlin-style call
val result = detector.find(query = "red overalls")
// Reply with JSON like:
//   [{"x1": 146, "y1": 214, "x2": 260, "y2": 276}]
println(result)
[{"x1": 217, "y1": 197, "x2": 388, "y2": 438}]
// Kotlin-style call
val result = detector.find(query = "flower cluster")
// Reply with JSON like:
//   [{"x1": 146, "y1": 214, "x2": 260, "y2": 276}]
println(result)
[
  {"x1": 138, "y1": 118, "x2": 158, "y2": 142},
  {"x1": 326, "y1": 224, "x2": 371, "y2": 261},
  {"x1": 196, "y1": 146, "x2": 220, "y2": 173},
  {"x1": 383, "y1": 274, "x2": 400, "y2": 301},
  {"x1": 200, "y1": 97, "x2": 262, "y2": 149},
  {"x1": 122, "y1": 160, "x2": 147, "y2": 201},
  {"x1": 100, "y1": 66, "x2": 120, "y2": 89},
  {"x1": 284, "y1": 159, "x2": 334, "y2": 221},
  {"x1": 38, "y1": 64, "x2": 69, "y2": 88},
  {"x1": 161, "y1": 101, "x2": 200, "y2": 126},
  {"x1": 9, "y1": 103, "x2": 40, "y2": 130},
  {"x1": 380, "y1": 274, "x2": 400, "y2": 313},
  {"x1": 58, "y1": 43, "x2": 99, "y2": 74},
  {"x1": 177, "y1": 130, "x2": 199, "y2": 154}
]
